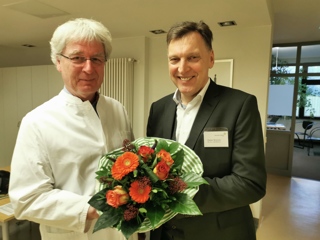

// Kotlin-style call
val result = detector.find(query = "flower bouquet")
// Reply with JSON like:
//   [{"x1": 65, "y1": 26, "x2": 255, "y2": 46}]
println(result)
[{"x1": 88, "y1": 137, "x2": 208, "y2": 239}]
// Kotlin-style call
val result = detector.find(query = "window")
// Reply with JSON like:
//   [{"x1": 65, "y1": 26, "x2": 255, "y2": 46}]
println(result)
[{"x1": 270, "y1": 43, "x2": 320, "y2": 119}]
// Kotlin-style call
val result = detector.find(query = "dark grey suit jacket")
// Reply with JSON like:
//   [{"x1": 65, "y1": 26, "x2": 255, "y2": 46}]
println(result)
[{"x1": 147, "y1": 80, "x2": 267, "y2": 240}]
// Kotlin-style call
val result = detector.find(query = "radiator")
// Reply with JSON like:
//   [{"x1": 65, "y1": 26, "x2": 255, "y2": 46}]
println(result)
[{"x1": 100, "y1": 58, "x2": 135, "y2": 122}]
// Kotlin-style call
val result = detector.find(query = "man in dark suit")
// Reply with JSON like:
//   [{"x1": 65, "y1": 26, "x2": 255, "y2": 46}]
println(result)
[{"x1": 146, "y1": 21, "x2": 267, "y2": 240}]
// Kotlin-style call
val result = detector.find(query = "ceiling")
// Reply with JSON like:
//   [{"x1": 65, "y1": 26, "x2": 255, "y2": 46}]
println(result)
[{"x1": 0, "y1": 0, "x2": 319, "y2": 67}]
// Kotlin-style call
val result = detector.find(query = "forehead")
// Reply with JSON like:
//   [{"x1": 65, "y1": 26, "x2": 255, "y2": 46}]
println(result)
[
  {"x1": 168, "y1": 32, "x2": 207, "y2": 55},
  {"x1": 64, "y1": 40, "x2": 104, "y2": 54}
]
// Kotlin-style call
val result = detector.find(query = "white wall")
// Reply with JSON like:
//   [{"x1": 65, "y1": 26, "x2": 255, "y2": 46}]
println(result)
[
  {"x1": 0, "y1": 66, "x2": 63, "y2": 167},
  {"x1": 213, "y1": 25, "x2": 272, "y2": 137}
]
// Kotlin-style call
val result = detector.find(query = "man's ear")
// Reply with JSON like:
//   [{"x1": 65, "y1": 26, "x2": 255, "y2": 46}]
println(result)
[
  {"x1": 56, "y1": 59, "x2": 62, "y2": 72},
  {"x1": 209, "y1": 50, "x2": 214, "y2": 68}
]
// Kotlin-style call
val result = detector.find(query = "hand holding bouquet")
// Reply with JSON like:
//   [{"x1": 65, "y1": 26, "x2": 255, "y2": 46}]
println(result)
[{"x1": 89, "y1": 137, "x2": 208, "y2": 239}]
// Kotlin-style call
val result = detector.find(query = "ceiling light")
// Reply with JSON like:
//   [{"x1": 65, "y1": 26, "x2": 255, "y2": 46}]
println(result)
[
  {"x1": 22, "y1": 44, "x2": 36, "y2": 48},
  {"x1": 218, "y1": 21, "x2": 237, "y2": 27},
  {"x1": 150, "y1": 29, "x2": 166, "y2": 34}
]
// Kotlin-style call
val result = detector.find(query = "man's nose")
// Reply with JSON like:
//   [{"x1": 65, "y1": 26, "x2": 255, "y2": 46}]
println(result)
[
  {"x1": 178, "y1": 59, "x2": 189, "y2": 73},
  {"x1": 82, "y1": 59, "x2": 94, "y2": 72}
]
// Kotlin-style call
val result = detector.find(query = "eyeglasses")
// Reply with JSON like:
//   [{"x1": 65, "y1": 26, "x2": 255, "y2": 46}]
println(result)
[{"x1": 59, "y1": 53, "x2": 106, "y2": 66}]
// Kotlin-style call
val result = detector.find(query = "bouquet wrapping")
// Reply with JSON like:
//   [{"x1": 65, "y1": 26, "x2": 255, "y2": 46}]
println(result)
[{"x1": 89, "y1": 137, "x2": 208, "y2": 239}]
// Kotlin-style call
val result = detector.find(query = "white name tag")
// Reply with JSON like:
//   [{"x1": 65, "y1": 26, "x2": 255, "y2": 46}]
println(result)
[{"x1": 204, "y1": 128, "x2": 229, "y2": 147}]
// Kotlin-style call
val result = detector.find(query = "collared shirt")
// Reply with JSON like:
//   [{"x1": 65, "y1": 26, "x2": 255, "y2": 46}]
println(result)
[
  {"x1": 173, "y1": 79, "x2": 210, "y2": 144},
  {"x1": 63, "y1": 87, "x2": 99, "y2": 113}
]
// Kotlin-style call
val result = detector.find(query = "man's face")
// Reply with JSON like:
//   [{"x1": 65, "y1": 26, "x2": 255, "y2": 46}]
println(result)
[
  {"x1": 56, "y1": 40, "x2": 105, "y2": 102},
  {"x1": 168, "y1": 32, "x2": 214, "y2": 104}
]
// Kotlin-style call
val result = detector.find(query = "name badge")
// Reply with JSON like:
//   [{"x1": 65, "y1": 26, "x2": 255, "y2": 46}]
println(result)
[{"x1": 204, "y1": 127, "x2": 229, "y2": 147}]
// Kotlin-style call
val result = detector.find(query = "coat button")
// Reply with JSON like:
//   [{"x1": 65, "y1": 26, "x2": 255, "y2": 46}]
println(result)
[{"x1": 171, "y1": 225, "x2": 176, "y2": 229}]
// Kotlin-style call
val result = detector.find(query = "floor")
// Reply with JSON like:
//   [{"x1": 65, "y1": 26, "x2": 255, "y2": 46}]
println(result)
[
  {"x1": 292, "y1": 142, "x2": 320, "y2": 181},
  {"x1": 256, "y1": 174, "x2": 320, "y2": 240},
  {"x1": 1, "y1": 220, "x2": 41, "y2": 240}
]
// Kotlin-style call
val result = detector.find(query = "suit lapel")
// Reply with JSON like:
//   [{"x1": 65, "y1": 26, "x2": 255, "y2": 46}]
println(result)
[
  {"x1": 163, "y1": 99, "x2": 177, "y2": 139},
  {"x1": 185, "y1": 80, "x2": 222, "y2": 149}
]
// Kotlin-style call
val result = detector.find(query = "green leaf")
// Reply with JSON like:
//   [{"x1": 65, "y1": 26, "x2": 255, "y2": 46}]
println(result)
[
  {"x1": 121, "y1": 219, "x2": 140, "y2": 240},
  {"x1": 95, "y1": 167, "x2": 110, "y2": 179},
  {"x1": 168, "y1": 142, "x2": 179, "y2": 154},
  {"x1": 168, "y1": 193, "x2": 202, "y2": 216},
  {"x1": 88, "y1": 188, "x2": 109, "y2": 212},
  {"x1": 150, "y1": 155, "x2": 158, "y2": 168},
  {"x1": 181, "y1": 172, "x2": 209, "y2": 188},
  {"x1": 171, "y1": 149, "x2": 184, "y2": 171},
  {"x1": 139, "y1": 159, "x2": 159, "y2": 183},
  {"x1": 145, "y1": 203, "x2": 166, "y2": 228},
  {"x1": 93, "y1": 209, "x2": 122, "y2": 233},
  {"x1": 139, "y1": 207, "x2": 147, "y2": 214},
  {"x1": 151, "y1": 187, "x2": 169, "y2": 199},
  {"x1": 156, "y1": 139, "x2": 169, "y2": 152}
]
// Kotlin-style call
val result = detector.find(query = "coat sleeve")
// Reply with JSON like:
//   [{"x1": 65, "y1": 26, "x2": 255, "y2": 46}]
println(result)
[{"x1": 9, "y1": 115, "x2": 90, "y2": 233}]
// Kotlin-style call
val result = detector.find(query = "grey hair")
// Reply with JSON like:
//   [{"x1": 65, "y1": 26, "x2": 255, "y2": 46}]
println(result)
[{"x1": 50, "y1": 18, "x2": 112, "y2": 65}]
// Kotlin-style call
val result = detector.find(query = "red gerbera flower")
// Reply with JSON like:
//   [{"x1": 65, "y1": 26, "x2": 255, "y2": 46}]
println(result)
[
  {"x1": 111, "y1": 152, "x2": 139, "y2": 180},
  {"x1": 129, "y1": 177, "x2": 152, "y2": 203}
]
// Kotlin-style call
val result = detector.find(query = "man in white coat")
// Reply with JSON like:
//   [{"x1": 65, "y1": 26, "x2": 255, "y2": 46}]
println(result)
[{"x1": 9, "y1": 18, "x2": 138, "y2": 240}]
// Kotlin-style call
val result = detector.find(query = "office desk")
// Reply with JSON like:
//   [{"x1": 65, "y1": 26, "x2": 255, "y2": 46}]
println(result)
[{"x1": 0, "y1": 166, "x2": 14, "y2": 240}]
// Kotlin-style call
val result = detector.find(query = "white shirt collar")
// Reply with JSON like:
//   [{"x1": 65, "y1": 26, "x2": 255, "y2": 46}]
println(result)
[{"x1": 173, "y1": 78, "x2": 211, "y2": 107}]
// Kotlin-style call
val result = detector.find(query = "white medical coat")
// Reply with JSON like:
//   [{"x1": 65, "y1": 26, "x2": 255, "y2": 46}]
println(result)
[{"x1": 9, "y1": 90, "x2": 137, "y2": 240}]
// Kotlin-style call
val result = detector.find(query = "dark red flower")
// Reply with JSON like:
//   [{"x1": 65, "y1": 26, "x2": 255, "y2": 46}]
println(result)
[
  {"x1": 123, "y1": 204, "x2": 139, "y2": 221},
  {"x1": 168, "y1": 177, "x2": 187, "y2": 194}
]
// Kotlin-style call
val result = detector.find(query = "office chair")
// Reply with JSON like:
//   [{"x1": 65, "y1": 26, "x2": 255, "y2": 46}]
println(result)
[
  {"x1": 294, "y1": 121, "x2": 313, "y2": 149},
  {"x1": 306, "y1": 124, "x2": 320, "y2": 156}
]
